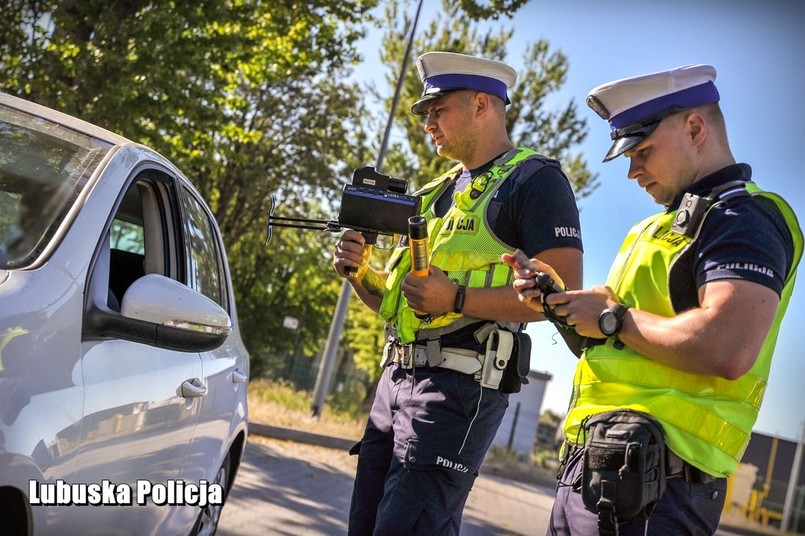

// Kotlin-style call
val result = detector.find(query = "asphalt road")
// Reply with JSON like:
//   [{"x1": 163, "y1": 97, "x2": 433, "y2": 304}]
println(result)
[
  {"x1": 217, "y1": 435, "x2": 785, "y2": 535},
  {"x1": 217, "y1": 436, "x2": 553, "y2": 535}
]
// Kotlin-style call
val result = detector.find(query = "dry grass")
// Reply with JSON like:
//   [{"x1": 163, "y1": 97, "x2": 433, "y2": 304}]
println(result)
[
  {"x1": 248, "y1": 379, "x2": 365, "y2": 440},
  {"x1": 247, "y1": 379, "x2": 558, "y2": 486}
]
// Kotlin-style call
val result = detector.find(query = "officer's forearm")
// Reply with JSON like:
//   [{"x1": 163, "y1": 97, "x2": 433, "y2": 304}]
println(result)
[
  {"x1": 349, "y1": 269, "x2": 388, "y2": 314},
  {"x1": 615, "y1": 279, "x2": 778, "y2": 379},
  {"x1": 462, "y1": 285, "x2": 543, "y2": 323}
]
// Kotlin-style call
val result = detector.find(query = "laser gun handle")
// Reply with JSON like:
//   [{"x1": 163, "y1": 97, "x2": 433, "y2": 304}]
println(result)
[
  {"x1": 343, "y1": 231, "x2": 378, "y2": 278},
  {"x1": 408, "y1": 216, "x2": 430, "y2": 319}
]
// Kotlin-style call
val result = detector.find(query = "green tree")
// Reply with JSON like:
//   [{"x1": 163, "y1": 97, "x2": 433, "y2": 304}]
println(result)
[
  {"x1": 0, "y1": 0, "x2": 380, "y2": 377},
  {"x1": 457, "y1": 0, "x2": 531, "y2": 21},
  {"x1": 1, "y1": 0, "x2": 597, "y2": 392},
  {"x1": 375, "y1": 0, "x2": 597, "y2": 195},
  {"x1": 541, "y1": 408, "x2": 564, "y2": 426}
]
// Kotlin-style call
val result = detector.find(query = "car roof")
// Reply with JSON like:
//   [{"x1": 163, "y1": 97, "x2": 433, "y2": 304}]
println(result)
[{"x1": 0, "y1": 91, "x2": 132, "y2": 147}]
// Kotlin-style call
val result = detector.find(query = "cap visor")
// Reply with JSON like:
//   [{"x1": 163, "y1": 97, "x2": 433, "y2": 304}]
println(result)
[
  {"x1": 412, "y1": 93, "x2": 443, "y2": 115},
  {"x1": 412, "y1": 89, "x2": 468, "y2": 115},
  {"x1": 602, "y1": 123, "x2": 659, "y2": 162}
]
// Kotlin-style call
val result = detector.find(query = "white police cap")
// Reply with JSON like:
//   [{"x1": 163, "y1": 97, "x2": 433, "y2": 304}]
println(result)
[
  {"x1": 411, "y1": 51, "x2": 517, "y2": 115},
  {"x1": 587, "y1": 64, "x2": 720, "y2": 162}
]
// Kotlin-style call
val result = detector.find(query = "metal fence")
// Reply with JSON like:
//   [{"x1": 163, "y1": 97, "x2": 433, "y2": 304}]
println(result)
[{"x1": 281, "y1": 353, "x2": 371, "y2": 400}]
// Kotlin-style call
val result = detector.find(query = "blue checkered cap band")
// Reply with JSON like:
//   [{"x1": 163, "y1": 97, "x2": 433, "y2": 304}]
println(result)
[{"x1": 412, "y1": 51, "x2": 517, "y2": 115}]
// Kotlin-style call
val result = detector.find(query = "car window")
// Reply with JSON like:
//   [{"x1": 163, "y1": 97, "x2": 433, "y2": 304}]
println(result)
[
  {"x1": 107, "y1": 175, "x2": 176, "y2": 310},
  {"x1": 0, "y1": 104, "x2": 111, "y2": 268},
  {"x1": 110, "y1": 218, "x2": 145, "y2": 255},
  {"x1": 180, "y1": 186, "x2": 228, "y2": 311},
  {"x1": 101, "y1": 172, "x2": 228, "y2": 314}
]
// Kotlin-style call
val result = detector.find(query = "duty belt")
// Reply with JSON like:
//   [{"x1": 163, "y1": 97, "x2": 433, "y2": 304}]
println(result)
[
  {"x1": 382, "y1": 341, "x2": 483, "y2": 375},
  {"x1": 563, "y1": 441, "x2": 719, "y2": 486},
  {"x1": 666, "y1": 449, "x2": 719, "y2": 485},
  {"x1": 381, "y1": 323, "x2": 516, "y2": 390}
]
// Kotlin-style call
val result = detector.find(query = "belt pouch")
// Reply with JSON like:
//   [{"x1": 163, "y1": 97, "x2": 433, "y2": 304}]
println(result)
[
  {"x1": 581, "y1": 409, "x2": 667, "y2": 531},
  {"x1": 500, "y1": 332, "x2": 531, "y2": 394}
]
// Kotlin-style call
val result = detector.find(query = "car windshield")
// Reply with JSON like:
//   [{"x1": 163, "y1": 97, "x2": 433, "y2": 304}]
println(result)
[{"x1": 0, "y1": 103, "x2": 112, "y2": 269}]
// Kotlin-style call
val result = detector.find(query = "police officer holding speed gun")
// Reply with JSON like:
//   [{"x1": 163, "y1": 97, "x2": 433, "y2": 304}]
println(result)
[
  {"x1": 509, "y1": 65, "x2": 802, "y2": 535},
  {"x1": 333, "y1": 51, "x2": 583, "y2": 535}
]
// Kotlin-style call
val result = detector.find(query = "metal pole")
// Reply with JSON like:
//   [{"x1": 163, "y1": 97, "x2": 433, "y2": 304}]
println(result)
[
  {"x1": 781, "y1": 421, "x2": 805, "y2": 532},
  {"x1": 310, "y1": 285, "x2": 351, "y2": 417},
  {"x1": 793, "y1": 484, "x2": 805, "y2": 532},
  {"x1": 310, "y1": 0, "x2": 425, "y2": 417},
  {"x1": 507, "y1": 402, "x2": 521, "y2": 450}
]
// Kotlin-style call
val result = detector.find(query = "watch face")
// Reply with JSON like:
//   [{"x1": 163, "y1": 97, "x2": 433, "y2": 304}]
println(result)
[{"x1": 600, "y1": 311, "x2": 619, "y2": 336}]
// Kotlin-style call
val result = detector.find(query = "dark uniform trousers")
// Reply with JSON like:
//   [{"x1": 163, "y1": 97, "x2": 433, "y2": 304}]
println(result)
[
  {"x1": 548, "y1": 446, "x2": 728, "y2": 535},
  {"x1": 348, "y1": 362, "x2": 509, "y2": 536}
]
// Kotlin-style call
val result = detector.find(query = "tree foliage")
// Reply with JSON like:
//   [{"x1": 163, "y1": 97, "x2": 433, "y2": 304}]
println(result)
[
  {"x1": 0, "y1": 0, "x2": 379, "y2": 377},
  {"x1": 457, "y1": 0, "x2": 531, "y2": 20},
  {"x1": 0, "y1": 0, "x2": 598, "y2": 387},
  {"x1": 347, "y1": 0, "x2": 598, "y2": 377}
]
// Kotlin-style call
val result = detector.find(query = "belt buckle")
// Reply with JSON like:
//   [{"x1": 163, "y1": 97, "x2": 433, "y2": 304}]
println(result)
[{"x1": 406, "y1": 344, "x2": 432, "y2": 368}]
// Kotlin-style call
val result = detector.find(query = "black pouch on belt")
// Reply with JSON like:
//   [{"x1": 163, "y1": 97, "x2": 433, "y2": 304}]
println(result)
[
  {"x1": 581, "y1": 409, "x2": 667, "y2": 534},
  {"x1": 499, "y1": 332, "x2": 531, "y2": 394}
]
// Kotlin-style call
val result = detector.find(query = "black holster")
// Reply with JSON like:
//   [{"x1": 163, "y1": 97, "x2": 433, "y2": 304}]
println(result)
[{"x1": 499, "y1": 332, "x2": 531, "y2": 394}]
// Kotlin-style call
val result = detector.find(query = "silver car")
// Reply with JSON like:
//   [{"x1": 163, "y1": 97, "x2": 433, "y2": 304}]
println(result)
[{"x1": 0, "y1": 92, "x2": 249, "y2": 535}]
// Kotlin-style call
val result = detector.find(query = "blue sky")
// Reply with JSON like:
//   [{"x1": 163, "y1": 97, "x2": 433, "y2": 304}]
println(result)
[{"x1": 353, "y1": 0, "x2": 805, "y2": 442}]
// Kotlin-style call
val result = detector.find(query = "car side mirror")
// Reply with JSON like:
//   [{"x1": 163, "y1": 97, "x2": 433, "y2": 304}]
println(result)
[
  {"x1": 84, "y1": 273, "x2": 232, "y2": 352},
  {"x1": 120, "y1": 274, "x2": 232, "y2": 351}
]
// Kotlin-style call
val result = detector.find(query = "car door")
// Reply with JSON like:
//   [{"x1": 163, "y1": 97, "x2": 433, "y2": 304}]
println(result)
[
  {"x1": 173, "y1": 182, "x2": 247, "y2": 494},
  {"x1": 69, "y1": 168, "x2": 205, "y2": 532}
]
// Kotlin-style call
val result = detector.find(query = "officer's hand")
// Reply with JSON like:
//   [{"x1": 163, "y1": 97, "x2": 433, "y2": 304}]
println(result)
[
  {"x1": 400, "y1": 265, "x2": 455, "y2": 315},
  {"x1": 545, "y1": 285, "x2": 618, "y2": 337},
  {"x1": 501, "y1": 251, "x2": 565, "y2": 312},
  {"x1": 333, "y1": 230, "x2": 372, "y2": 279}
]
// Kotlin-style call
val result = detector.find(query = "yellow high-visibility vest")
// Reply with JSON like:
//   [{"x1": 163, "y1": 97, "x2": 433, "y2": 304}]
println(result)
[
  {"x1": 379, "y1": 148, "x2": 552, "y2": 344},
  {"x1": 564, "y1": 182, "x2": 802, "y2": 477}
]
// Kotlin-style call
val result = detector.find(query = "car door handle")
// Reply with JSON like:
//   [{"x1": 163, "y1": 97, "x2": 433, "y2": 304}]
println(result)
[
  {"x1": 231, "y1": 369, "x2": 248, "y2": 384},
  {"x1": 180, "y1": 378, "x2": 208, "y2": 398}
]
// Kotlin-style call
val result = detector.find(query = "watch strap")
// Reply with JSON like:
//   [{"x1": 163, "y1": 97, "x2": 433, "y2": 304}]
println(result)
[
  {"x1": 454, "y1": 284, "x2": 467, "y2": 314},
  {"x1": 611, "y1": 303, "x2": 628, "y2": 322},
  {"x1": 613, "y1": 304, "x2": 629, "y2": 340}
]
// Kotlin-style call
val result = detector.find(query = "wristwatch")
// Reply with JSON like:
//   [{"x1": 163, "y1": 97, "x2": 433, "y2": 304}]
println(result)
[{"x1": 598, "y1": 303, "x2": 629, "y2": 337}]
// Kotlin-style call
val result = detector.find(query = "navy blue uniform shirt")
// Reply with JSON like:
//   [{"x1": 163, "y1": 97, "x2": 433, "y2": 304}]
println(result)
[
  {"x1": 433, "y1": 154, "x2": 583, "y2": 256},
  {"x1": 668, "y1": 163, "x2": 794, "y2": 312}
]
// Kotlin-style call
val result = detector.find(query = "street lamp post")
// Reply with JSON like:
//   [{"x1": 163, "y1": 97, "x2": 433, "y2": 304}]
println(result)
[{"x1": 310, "y1": 0, "x2": 425, "y2": 417}]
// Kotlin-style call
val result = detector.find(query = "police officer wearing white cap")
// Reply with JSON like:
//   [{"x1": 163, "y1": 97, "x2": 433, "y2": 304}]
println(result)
[
  {"x1": 510, "y1": 65, "x2": 802, "y2": 534},
  {"x1": 334, "y1": 51, "x2": 583, "y2": 535}
]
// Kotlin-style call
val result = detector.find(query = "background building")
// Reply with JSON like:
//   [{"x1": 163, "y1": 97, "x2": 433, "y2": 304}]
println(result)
[{"x1": 492, "y1": 370, "x2": 552, "y2": 456}]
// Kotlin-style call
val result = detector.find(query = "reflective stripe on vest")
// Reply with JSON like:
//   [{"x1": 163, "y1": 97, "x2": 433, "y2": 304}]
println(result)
[
  {"x1": 378, "y1": 148, "x2": 546, "y2": 344},
  {"x1": 565, "y1": 182, "x2": 803, "y2": 477}
]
